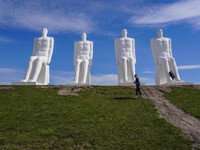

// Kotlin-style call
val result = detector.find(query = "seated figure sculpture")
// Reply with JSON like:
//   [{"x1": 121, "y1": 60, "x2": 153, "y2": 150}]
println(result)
[
  {"x1": 73, "y1": 33, "x2": 93, "y2": 85},
  {"x1": 115, "y1": 29, "x2": 136, "y2": 85},
  {"x1": 150, "y1": 29, "x2": 182, "y2": 85},
  {"x1": 19, "y1": 28, "x2": 54, "y2": 85}
]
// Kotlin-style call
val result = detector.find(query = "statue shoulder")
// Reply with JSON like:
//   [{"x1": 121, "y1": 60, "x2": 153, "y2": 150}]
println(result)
[
  {"x1": 49, "y1": 37, "x2": 54, "y2": 40},
  {"x1": 115, "y1": 38, "x2": 123, "y2": 42},
  {"x1": 87, "y1": 40, "x2": 93, "y2": 44},
  {"x1": 150, "y1": 38, "x2": 157, "y2": 42},
  {"x1": 126, "y1": 37, "x2": 134, "y2": 41},
  {"x1": 115, "y1": 38, "x2": 119, "y2": 42},
  {"x1": 163, "y1": 37, "x2": 170, "y2": 40},
  {"x1": 34, "y1": 37, "x2": 40, "y2": 41},
  {"x1": 75, "y1": 41, "x2": 82, "y2": 45}
]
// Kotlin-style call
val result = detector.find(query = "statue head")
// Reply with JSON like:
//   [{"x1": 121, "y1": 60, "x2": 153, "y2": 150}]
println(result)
[
  {"x1": 121, "y1": 29, "x2": 127, "y2": 38},
  {"x1": 81, "y1": 33, "x2": 87, "y2": 41},
  {"x1": 157, "y1": 29, "x2": 163, "y2": 38},
  {"x1": 42, "y1": 28, "x2": 48, "y2": 37}
]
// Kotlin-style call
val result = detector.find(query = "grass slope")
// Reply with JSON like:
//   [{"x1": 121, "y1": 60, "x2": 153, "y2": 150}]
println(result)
[
  {"x1": 0, "y1": 86, "x2": 192, "y2": 150},
  {"x1": 164, "y1": 86, "x2": 200, "y2": 119}
]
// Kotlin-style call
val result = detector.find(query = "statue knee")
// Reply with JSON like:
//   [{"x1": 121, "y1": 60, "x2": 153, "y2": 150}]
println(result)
[
  {"x1": 159, "y1": 58, "x2": 168, "y2": 64},
  {"x1": 169, "y1": 58, "x2": 175, "y2": 62},
  {"x1": 29, "y1": 57, "x2": 35, "y2": 62},
  {"x1": 83, "y1": 60, "x2": 89, "y2": 65},
  {"x1": 36, "y1": 57, "x2": 42, "y2": 62},
  {"x1": 120, "y1": 58, "x2": 126, "y2": 64}
]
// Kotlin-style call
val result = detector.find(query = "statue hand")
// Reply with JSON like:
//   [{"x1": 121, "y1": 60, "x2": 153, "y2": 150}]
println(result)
[
  {"x1": 116, "y1": 59, "x2": 120, "y2": 65},
  {"x1": 73, "y1": 61, "x2": 76, "y2": 67},
  {"x1": 154, "y1": 59, "x2": 159, "y2": 65},
  {"x1": 89, "y1": 60, "x2": 92, "y2": 66},
  {"x1": 47, "y1": 59, "x2": 51, "y2": 65}
]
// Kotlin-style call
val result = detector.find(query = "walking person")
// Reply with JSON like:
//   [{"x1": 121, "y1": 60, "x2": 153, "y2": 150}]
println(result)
[{"x1": 134, "y1": 74, "x2": 143, "y2": 99}]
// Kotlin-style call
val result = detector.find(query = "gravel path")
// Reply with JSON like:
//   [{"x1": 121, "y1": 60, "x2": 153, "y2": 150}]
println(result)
[{"x1": 141, "y1": 85, "x2": 200, "y2": 149}]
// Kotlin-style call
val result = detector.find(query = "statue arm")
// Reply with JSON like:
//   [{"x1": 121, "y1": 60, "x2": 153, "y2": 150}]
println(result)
[
  {"x1": 73, "y1": 42, "x2": 77, "y2": 67},
  {"x1": 169, "y1": 38, "x2": 173, "y2": 58},
  {"x1": 132, "y1": 39, "x2": 136, "y2": 64},
  {"x1": 32, "y1": 38, "x2": 37, "y2": 56},
  {"x1": 89, "y1": 41, "x2": 93, "y2": 66},
  {"x1": 47, "y1": 38, "x2": 54, "y2": 64},
  {"x1": 150, "y1": 39, "x2": 158, "y2": 64},
  {"x1": 114, "y1": 40, "x2": 119, "y2": 65}
]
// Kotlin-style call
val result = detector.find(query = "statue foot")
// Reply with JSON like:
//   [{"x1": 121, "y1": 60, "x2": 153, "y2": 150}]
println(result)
[
  {"x1": 20, "y1": 79, "x2": 27, "y2": 82},
  {"x1": 80, "y1": 81, "x2": 86, "y2": 85},
  {"x1": 73, "y1": 81, "x2": 78, "y2": 84},
  {"x1": 124, "y1": 80, "x2": 130, "y2": 83},
  {"x1": 168, "y1": 80, "x2": 175, "y2": 84},
  {"x1": 28, "y1": 80, "x2": 36, "y2": 82}
]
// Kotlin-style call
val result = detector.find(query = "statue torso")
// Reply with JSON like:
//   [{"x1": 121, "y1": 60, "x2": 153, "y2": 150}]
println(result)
[
  {"x1": 75, "y1": 41, "x2": 91, "y2": 59},
  {"x1": 115, "y1": 37, "x2": 134, "y2": 58},
  {"x1": 34, "y1": 37, "x2": 51, "y2": 57},
  {"x1": 154, "y1": 38, "x2": 170, "y2": 58}
]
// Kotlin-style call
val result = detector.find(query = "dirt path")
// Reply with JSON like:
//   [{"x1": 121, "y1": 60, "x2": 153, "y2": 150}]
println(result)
[
  {"x1": 141, "y1": 85, "x2": 200, "y2": 149},
  {"x1": 57, "y1": 85, "x2": 93, "y2": 96}
]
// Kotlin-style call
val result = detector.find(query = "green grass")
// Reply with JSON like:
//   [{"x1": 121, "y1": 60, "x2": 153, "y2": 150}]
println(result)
[
  {"x1": 164, "y1": 86, "x2": 200, "y2": 119},
  {"x1": 0, "y1": 85, "x2": 192, "y2": 149}
]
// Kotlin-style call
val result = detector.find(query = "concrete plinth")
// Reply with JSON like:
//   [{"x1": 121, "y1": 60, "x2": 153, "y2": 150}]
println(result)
[
  {"x1": 119, "y1": 82, "x2": 145, "y2": 86},
  {"x1": 11, "y1": 82, "x2": 44, "y2": 85},
  {"x1": 164, "y1": 82, "x2": 193, "y2": 85}
]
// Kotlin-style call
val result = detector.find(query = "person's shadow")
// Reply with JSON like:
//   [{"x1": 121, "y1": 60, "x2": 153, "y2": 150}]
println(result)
[{"x1": 113, "y1": 97, "x2": 132, "y2": 100}]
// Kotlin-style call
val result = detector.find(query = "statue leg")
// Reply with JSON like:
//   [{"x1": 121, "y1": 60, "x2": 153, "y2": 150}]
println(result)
[
  {"x1": 30, "y1": 57, "x2": 47, "y2": 82},
  {"x1": 158, "y1": 58, "x2": 171, "y2": 82},
  {"x1": 121, "y1": 58, "x2": 128, "y2": 82},
  {"x1": 169, "y1": 58, "x2": 181, "y2": 80},
  {"x1": 21, "y1": 56, "x2": 37, "y2": 82},
  {"x1": 81, "y1": 59, "x2": 89, "y2": 84},
  {"x1": 129, "y1": 58, "x2": 136, "y2": 81},
  {"x1": 74, "y1": 60, "x2": 81, "y2": 84}
]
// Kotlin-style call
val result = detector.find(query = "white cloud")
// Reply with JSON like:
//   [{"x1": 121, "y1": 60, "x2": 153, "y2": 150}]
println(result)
[
  {"x1": 0, "y1": 37, "x2": 13, "y2": 43},
  {"x1": 130, "y1": 0, "x2": 200, "y2": 29},
  {"x1": 0, "y1": 67, "x2": 155, "y2": 85},
  {"x1": 142, "y1": 71, "x2": 154, "y2": 74},
  {"x1": 0, "y1": 68, "x2": 17, "y2": 74},
  {"x1": 178, "y1": 65, "x2": 200, "y2": 70},
  {"x1": 0, "y1": 67, "x2": 24, "y2": 85},
  {"x1": 50, "y1": 71, "x2": 74, "y2": 85},
  {"x1": 0, "y1": 1, "x2": 95, "y2": 33},
  {"x1": 50, "y1": 71, "x2": 118, "y2": 85},
  {"x1": 92, "y1": 74, "x2": 118, "y2": 85}
]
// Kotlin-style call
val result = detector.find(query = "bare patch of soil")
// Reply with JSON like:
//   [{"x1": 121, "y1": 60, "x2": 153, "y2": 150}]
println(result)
[
  {"x1": 141, "y1": 85, "x2": 200, "y2": 149},
  {"x1": 57, "y1": 85, "x2": 93, "y2": 96},
  {"x1": 0, "y1": 87, "x2": 13, "y2": 90},
  {"x1": 70, "y1": 142, "x2": 94, "y2": 150},
  {"x1": 58, "y1": 87, "x2": 81, "y2": 96}
]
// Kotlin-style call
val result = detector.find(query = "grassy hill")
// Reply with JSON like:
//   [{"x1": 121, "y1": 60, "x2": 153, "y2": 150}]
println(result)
[{"x1": 0, "y1": 85, "x2": 198, "y2": 150}]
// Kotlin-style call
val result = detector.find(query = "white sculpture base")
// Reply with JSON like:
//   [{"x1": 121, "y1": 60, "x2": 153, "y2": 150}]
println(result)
[
  {"x1": 67, "y1": 83, "x2": 87, "y2": 86},
  {"x1": 163, "y1": 81, "x2": 193, "y2": 85},
  {"x1": 11, "y1": 82, "x2": 44, "y2": 85},
  {"x1": 119, "y1": 82, "x2": 145, "y2": 86}
]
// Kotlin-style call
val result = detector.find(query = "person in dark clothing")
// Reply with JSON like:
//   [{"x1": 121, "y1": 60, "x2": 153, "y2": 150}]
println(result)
[
  {"x1": 169, "y1": 70, "x2": 175, "y2": 80},
  {"x1": 134, "y1": 74, "x2": 143, "y2": 99}
]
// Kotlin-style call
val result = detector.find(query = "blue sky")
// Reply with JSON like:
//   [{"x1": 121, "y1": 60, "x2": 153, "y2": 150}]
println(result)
[{"x1": 0, "y1": 0, "x2": 200, "y2": 85}]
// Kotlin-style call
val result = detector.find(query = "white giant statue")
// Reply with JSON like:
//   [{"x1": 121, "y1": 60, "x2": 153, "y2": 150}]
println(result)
[
  {"x1": 115, "y1": 29, "x2": 136, "y2": 85},
  {"x1": 150, "y1": 29, "x2": 182, "y2": 85},
  {"x1": 73, "y1": 33, "x2": 93, "y2": 85},
  {"x1": 13, "y1": 28, "x2": 54, "y2": 85}
]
